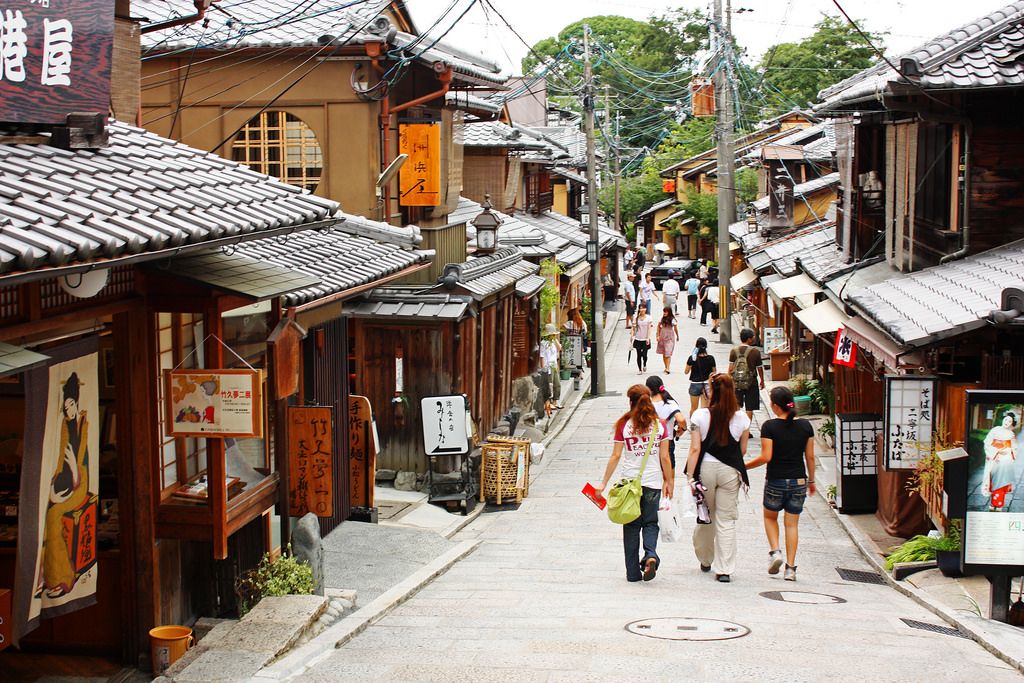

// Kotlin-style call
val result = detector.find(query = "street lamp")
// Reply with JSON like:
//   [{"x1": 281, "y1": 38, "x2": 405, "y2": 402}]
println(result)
[{"x1": 472, "y1": 193, "x2": 502, "y2": 254}]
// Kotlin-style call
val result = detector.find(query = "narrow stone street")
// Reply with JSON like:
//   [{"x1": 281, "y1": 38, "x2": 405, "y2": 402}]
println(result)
[{"x1": 300, "y1": 301, "x2": 1022, "y2": 682}]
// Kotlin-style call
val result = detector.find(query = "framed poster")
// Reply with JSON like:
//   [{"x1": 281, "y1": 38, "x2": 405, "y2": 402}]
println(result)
[
  {"x1": 963, "y1": 391, "x2": 1024, "y2": 574},
  {"x1": 763, "y1": 327, "x2": 786, "y2": 353},
  {"x1": 420, "y1": 394, "x2": 469, "y2": 456},
  {"x1": 560, "y1": 333, "x2": 584, "y2": 368},
  {"x1": 883, "y1": 376, "x2": 936, "y2": 470},
  {"x1": 287, "y1": 406, "x2": 333, "y2": 517},
  {"x1": 164, "y1": 369, "x2": 264, "y2": 438}
]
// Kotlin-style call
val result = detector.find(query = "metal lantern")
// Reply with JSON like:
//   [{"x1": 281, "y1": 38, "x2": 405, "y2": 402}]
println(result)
[{"x1": 472, "y1": 194, "x2": 502, "y2": 254}]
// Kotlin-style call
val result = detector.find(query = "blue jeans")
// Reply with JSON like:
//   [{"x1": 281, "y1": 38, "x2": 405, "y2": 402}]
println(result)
[
  {"x1": 623, "y1": 486, "x2": 661, "y2": 581},
  {"x1": 763, "y1": 479, "x2": 808, "y2": 515}
]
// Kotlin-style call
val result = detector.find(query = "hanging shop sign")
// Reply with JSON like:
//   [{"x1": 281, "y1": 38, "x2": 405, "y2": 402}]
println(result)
[
  {"x1": 834, "y1": 412, "x2": 883, "y2": 513},
  {"x1": 768, "y1": 171, "x2": 794, "y2": 229},
  {"x1": 0, "y1": 0, "x2": 114, "y2": 124},
  {"x1": 399, "y1": 122, "x2": 441, "y2": 207},
  {"x1": 883, "y1": 376, "x2": 936, "y2": 470},
  {"x1": 561, "y1": 333, "x2": 584, "y2": 368},
  {"x1": 287, "y1": 406, "x2": 333, "y2": 517},
  {"x1": 348, "y1": 395, "x2": 377, "y2": 509},
  {"x1": 15, "y1": 344, "x2": 100, "y2": 643},
  {"x1": 420, "y1": 394, "x2": 469, "y2": 456},
  {"x1": 963, "y1": 391, "x2": 1024, "y2": 573},
  {"x1": 164, "y1": 369, "x2": 264, "y2": 438},
  {"x1": 833, "y1": 326, "x2": 857, "y2": 368}
]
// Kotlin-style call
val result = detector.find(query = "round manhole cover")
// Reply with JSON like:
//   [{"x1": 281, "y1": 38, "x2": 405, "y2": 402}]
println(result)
[
  {"x1": 625, "y1": 617, "x2": 750, "y2": 641},
  {"x1": 759, "y1": 590, "x2": 847, "y2": 605}
]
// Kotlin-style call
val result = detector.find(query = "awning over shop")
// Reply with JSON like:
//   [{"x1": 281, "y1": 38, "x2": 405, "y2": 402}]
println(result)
[
  {"x1": 842, "y1": 315, "x2": 925, "y2": 372},
  {"x1": 729, "y1": 268, "x2": 757, "y2": 291},
  {"x1": 515, "y1": 274, "x2": 547, "y2": 298},
  {"x1": 794, "y1": 299, "x2": 850, "y2": 335},
  {"x1": 0, "y1": 342, "x2": 49, "y2": 377},
  {"x1": 729, "y1": 241, "x2": 741, "y2": 252},
  {"x1": 166, "y1": 251, "x2": 321, "y2": 301},
  {"x1": 768, "y1": 273, "x2": 823, "y2": 301}
]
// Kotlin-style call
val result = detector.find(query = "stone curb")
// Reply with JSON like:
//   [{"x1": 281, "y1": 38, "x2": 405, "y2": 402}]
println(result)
[
  {"x1": 822, "y1": 491, "x2": 1024, "y2": 675},
  {"x1": 252, "y1": 539, "x2": 480, "y2": 681}
]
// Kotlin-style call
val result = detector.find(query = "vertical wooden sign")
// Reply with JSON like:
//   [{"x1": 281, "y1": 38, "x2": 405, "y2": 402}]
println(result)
[
  {"x1": 348, "y1": 395, "x2": 376, "y2": 508},
  {"x1": 398, "y1": 122, "x2": 441, "y2": 206},
  {"x1": 287, "y1": 407, "x2": 333, "y2": 517}
]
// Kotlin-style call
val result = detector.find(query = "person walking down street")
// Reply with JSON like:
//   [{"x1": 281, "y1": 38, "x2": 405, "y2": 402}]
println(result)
[
  {"x1": 745, "y1": 386, "x2": 816, "y2": 582},
  {"x1": 595, "y1": 384, "x2": 674, "y2": 582},
  {"x1": 655, "y1": 307, "x2": 679, "y2": 374},
  {"x1": 686, "y1": 374, "x2": 751, "y2": 583},
  {"x1": 684, "y1": 337, "x2": 716, "y2": 414},
  {"x1": 729, "y1": 328, "x2": 765, "y2": 420},
  {"x1": 631, "y1": 306, "x2": 652, "y2": 374},
  {"x1": 633, "y1": 245, "x2": 646, "y2": 276},
  {"x1": 661, "y1": 270, "x2": 681, "y2": 314},
  {"x1": 646, "y1": 376, "x2": 687, "y2": 470},
  {"x1": 623, "y1": 273, "x2": 637, "y2": 331},
  {"x1": 639, "y1": 273, "x2": 655, "y2": 315},
  {"x1": 624, "y1": 246, "x2": 635, "y2": 274},
  {"x1": 684, "y1": 273, "x2": 700, "y2": 319},
  {"x1": 698, "y1": 278, "x2": 720, "y2": 332},
  {"x1": 539, "y1": 324, "x2": 563, "y2": 412},
  {"x1": 697, "y1": 259, "x2": 708, "y2": 281}
]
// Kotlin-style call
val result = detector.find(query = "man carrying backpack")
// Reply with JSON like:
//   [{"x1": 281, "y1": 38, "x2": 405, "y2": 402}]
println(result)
[{"x1": 728, "y1": 328, "x2": 765, "y2": 419}]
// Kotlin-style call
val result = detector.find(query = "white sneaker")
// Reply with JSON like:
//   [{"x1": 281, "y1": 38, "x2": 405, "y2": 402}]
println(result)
[
  {"x1": 784, "y1": 565, "x2": 797, "y2": 581},
  {"x1": 768, "y1": 550, "x2": 783, "y2": 575}
]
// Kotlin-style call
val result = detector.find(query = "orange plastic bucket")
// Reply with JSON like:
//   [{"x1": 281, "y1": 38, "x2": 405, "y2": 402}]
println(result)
[{"x1": 149, "y1": 625, "x2": 194, "y2": 675}]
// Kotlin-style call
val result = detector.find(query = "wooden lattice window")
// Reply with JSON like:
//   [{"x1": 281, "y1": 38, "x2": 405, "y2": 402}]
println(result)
[
  {"x1": 155, "y1": 312, "x2": 207, "y2": 494},
  {"x1": 231, "y1": 111, "x2": 322, "y2": 192}
]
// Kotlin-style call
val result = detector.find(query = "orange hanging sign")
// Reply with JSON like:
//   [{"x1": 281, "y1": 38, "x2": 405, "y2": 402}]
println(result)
[{"x1": 399, "y1": 123, "x2": 441, "y2": 207}]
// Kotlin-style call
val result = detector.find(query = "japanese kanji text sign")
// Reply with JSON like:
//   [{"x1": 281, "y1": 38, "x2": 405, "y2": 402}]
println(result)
[
  {"x1": 561, "y1": 333, "x2": 584, "y2": 368},
  {"x1": 420, "y1": 394, "x2": 469, "y2": 456},
  {"x1": 833, "y1": 326, "x2": 857, "y2": 368},
  {"x1": 348, "y1": 395, "x2": 376, "y2": 509},
  {"x1": 763, "y1": 327, "x2": 786, "y2": 353},
  {"x1": 164, "y1": 369, "x2": 263, "y2": 438},
  {"x1": 287, "y1": 406, "x2": 333, "y2": 517},
  {"x1": 0, "y1": 0, "x2": 114, "y2": 124},
  {"x1": 883, "y1": 376, "x2": 936, "y2": 470},
  {"x1": 398, "y1": 122, "x2": 441, "y2": 207}
]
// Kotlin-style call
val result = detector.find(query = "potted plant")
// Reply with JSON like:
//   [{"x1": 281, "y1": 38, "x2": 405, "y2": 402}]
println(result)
[
  {"x1": 935, "y1": 520, "x2": 962, "y2": 578},
  {"x1": 818, "y1": 418, "x2": 835, "y2": 450}
]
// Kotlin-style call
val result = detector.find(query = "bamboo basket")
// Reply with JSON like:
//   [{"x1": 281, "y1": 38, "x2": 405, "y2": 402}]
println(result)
[{"x1": 479, "y1": 436, "x2": 532, "y2": 504}]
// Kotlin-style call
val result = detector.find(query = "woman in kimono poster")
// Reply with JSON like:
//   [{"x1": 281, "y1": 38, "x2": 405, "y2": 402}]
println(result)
[
  {"x1": 18, "y1": 352, "x2": 101, "y2": 636},
  {"x1": 967, "y1": 402, "x2": 1023, "y2": 514}
]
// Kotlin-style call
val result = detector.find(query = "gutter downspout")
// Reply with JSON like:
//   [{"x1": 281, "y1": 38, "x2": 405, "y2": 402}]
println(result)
[
  {"x1": 940, "y1": 122, "x2": 971, "y2": 263},
  {"x1": 141, "y1": 0, "x2": 213, "y2": 33}
]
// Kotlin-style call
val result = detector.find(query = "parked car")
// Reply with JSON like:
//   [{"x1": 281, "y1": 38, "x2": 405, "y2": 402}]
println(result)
[{"x1": 649, "y1": 259, "x2": 715, "y2": 290}]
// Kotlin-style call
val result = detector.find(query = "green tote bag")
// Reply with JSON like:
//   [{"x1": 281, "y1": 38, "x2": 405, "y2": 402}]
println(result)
[{"x1": 607, "y1": 425, "x2": 659, "y2": 525}]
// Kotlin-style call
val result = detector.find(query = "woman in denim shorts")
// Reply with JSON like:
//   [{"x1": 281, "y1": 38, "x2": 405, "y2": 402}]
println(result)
[
  {"x1": 684, "y1": 337, "x2": 716, "y2": 415},
  {"x1": 745, "y1": 386, "x2": 815, "y2": 581}
]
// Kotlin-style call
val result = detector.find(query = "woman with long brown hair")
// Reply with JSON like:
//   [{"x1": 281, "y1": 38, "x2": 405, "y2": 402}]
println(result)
[
  {"x1": 596, "y1": 385, "x2": 674, "y2": 582},
  {"x1": 685, "y1": 373, "x2": 751, "y2": 582}
]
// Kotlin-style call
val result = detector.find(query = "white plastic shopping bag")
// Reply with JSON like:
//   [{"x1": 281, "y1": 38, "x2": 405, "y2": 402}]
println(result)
[{"x1": 658, "y1": 497, "x2": 683, "y2": 542}]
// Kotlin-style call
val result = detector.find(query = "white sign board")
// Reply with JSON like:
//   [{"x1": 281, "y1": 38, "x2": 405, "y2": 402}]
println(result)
[
  {"x1": 763, "y1": 327, "x2": 786, "y2": 353},
  {"x1": 636, "y1": 225, "x2": 645, "y2": 245},
  {"x1": 561, "y1": 334, "x2": 584, "y2": 368},
  {"x1": 883, "y1": 376, "x2": 936, "y2": 470},
  {"x1": 420, "y1": 394, "x2": 470, "y2": 456}
]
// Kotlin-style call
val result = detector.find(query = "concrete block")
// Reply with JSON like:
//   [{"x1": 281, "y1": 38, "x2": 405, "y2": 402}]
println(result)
[
  {"x1": 243, "y1": 594, "x2": 327, "y2": 627},
  {"x1": 394, "y1": 471, "x2": 417, "y2": 491},
  {"x1": 324, "y1": 588, "x2": 357, "y2": 604},
  {"x1": 172, "y1": 649, "x2": 267, "y2": 683}
]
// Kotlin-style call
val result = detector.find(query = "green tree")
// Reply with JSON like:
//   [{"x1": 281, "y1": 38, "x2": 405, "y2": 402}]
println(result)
[
  {"x1": 758, "y1": 15, "x2": 881, "y2": 111},
  {"x1": 680, "y1": 188, "x2": 717, "y2": 231},
  {"x1": 736, "y1": 167, "x2": 758, "y2": 205}
]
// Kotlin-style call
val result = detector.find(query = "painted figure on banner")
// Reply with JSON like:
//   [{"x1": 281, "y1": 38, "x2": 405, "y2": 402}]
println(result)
[{"x1": 982, "y1": 409, "x2": 1019, "y2": 511}]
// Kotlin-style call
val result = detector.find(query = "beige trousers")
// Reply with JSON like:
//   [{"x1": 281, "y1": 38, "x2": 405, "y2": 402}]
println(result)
[{"x1": 692, "y1": 459, "x2": 742, "y2": 576}]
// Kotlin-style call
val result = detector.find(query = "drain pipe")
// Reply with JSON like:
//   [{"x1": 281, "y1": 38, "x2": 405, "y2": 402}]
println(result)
[
  {"x1": 141, "y1": 0, "x2": 213, "y2": 33},
  {"x1": 940, "y1": 123, "x2": 971, "y2": 264}
]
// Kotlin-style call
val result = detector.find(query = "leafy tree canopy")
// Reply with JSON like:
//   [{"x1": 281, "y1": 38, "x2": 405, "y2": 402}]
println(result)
[{"x1": 759, "y1": 15, "x2": 881, "y2": 111}]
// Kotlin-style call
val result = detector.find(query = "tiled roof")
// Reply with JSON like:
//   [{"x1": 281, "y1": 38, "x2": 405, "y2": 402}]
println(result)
[
  {"x1": 0, "y1": 121, "x2": 338, "y2": 282},
  {"x1": 462, "y1": 122, "x2": 548, "y2": 150},
  {"x1": 136, "y1": 0, "x2": 508, "y2": 85},
  {"x1": 818, "y1": 2, "x2": 1024, "y2": 110},
  {"x1": 513, "y1": 124, "x2": 571, "y2": 163},
  {"x1": 847, "y1": 239, "x2": 1024, "y2": 346},
  {"x1": 342, "y1": 290, "x2": 471, "y2": 320},
  {"x1": 637, "y1": 198, "x2": 676, "y2": 218},
  {"x1": 531, "y1": 126, "x2": 591, "y2": 165},
  {"x1": 445, "y1": 91, "x2": 503, "y2": 116},
  {"x1": 433, "y1": 247, "x2": 539, "y2": 300},
  {"x1": 742, "y1": 121, "x2": 836, "y2": 163},
  {"x1": 236, "y1": 214, "x2": 432, "y2": 307},
  {"x1": 551, "y1": 167, "x2": 587, "y2": 185},
  {"x1": 757, "y1": 224, "x2": 837, "y2": 276}
]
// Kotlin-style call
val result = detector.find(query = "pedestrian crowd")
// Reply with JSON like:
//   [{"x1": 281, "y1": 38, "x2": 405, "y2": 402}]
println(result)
[{"x1": 596, "y1": 248, "x2": 814, "y2": 584}]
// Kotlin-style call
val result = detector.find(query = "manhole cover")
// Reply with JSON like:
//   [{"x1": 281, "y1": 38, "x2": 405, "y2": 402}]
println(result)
[
  {"x1": 625, "y1": 617, "x2": 750, "y2": 641},
  {"x1": 759, "y1": 590, "x2": 847, "y2": 605}
]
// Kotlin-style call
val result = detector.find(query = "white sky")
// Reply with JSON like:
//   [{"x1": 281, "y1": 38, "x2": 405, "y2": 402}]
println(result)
[{"x1": 408, "y1": 0, "x2": 1013, "y2": 73}]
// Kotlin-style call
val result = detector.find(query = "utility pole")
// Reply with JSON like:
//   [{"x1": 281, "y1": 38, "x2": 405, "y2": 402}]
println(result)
[
  {"x1": 583, "y1": 25, "x2": 606, "y2": 395},
  {"x1": 714, "y1": 0, "x2": 735, "y2": 344},
  {"x1": 604, "y1": 86, "x2": 621, "y2": 233}
]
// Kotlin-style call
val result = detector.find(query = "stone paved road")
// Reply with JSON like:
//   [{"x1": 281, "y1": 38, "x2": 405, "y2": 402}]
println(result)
[{"x1": 303, "y1": 299, "x2": 1022, "y2": 683}]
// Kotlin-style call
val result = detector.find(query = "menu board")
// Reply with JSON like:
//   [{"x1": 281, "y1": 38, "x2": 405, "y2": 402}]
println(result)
[{"x1": 165, "y1": 369, "x2": 263, "y2": 438}]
